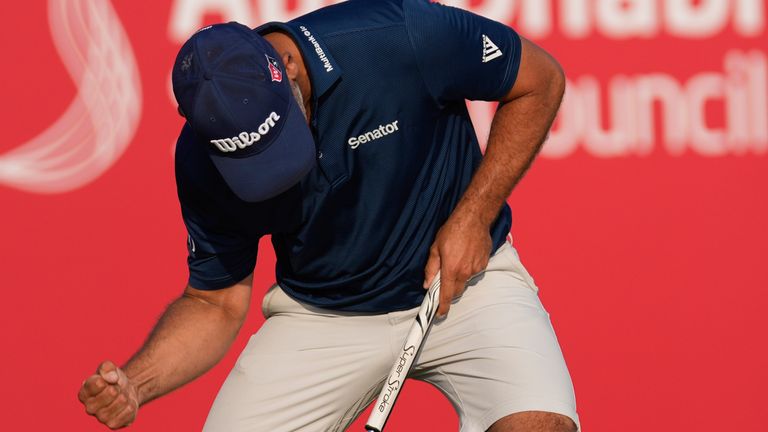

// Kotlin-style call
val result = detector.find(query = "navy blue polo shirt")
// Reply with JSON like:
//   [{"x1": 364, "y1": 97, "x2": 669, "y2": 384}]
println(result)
[{"x1": 175, "y1": 0, "x2": 522, "y2": 312}]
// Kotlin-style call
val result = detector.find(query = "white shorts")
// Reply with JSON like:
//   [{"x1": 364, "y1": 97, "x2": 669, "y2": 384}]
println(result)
[{"x1": 203, "y1": 242, "x2": 579, "y2": 432}]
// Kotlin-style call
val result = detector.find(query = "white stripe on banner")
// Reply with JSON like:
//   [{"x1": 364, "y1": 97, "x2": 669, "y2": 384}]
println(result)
[{"x1": 0, "y1": 0, "x2": 142, "y2": 194}]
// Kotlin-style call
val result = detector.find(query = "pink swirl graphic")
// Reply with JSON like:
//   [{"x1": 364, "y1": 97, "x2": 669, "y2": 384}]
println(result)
[{"x1": 0, "y1": 0, "x2": 142, "y2": 193}]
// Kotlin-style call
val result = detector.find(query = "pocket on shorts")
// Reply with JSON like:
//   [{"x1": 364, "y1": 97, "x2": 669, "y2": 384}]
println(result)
[
  {"x1": 261, "y1": 284, "x2": 322, "y2": 319},
  {"x1": 261, "y1": 284, "x2": 280, "y2": 319},
  {"x1": 489, "y1": 242, "x2": 539, "y2": 293}
]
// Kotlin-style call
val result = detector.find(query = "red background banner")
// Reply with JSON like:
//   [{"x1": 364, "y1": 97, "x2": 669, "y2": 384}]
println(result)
[{"x1": 1, "y1": 1, "x2": 766, "y2": 431}]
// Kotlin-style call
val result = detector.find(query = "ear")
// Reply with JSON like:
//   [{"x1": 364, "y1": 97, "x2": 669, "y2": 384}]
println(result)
[{"x1": 281, "y1": 52, "x2": 300, "y2": 81}]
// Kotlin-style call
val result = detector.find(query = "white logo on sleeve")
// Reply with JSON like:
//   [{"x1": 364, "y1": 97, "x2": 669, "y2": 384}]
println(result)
[
  {"x1": 348, "y1": 121, "x2": 400, "y2": 149},
  {"x1": 210, "y1": 112, "x2": 281, "y2": 153},
  {"x1": 482, "y1": 35, "x2": 503, "y2": 63}
]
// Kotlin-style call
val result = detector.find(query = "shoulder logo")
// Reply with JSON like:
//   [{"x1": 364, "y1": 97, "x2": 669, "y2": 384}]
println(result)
[{"x1": 482, "y1": 34, "x2": 503, "y2": 63}]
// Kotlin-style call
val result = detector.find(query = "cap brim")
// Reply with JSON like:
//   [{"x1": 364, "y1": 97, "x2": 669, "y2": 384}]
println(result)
[{"x1": 210, "y1": 99, "x2": 315, "y2": 202}]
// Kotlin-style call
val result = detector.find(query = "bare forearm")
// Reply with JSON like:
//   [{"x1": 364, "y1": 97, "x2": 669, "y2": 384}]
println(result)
[
  {"x1": 122, "y1": 293, "x2": 245, "y2": 405},
  {"x1": 453, "y1": 40, "x2": 565, "y2": 228},
  {"x1": 422, "y1": 40, "x2": 565, "y2": 316},
  {"x1": 455, "y1": 92, "x2": 562, "y2": 226}
]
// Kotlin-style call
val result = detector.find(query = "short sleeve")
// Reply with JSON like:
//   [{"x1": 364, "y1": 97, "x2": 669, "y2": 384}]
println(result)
[
  {"x1": 174, "y1": 123, "x2": 264, "y2": 290},
  {"x1": 403, "y1": 0, "x2": 522, "y2": 103},
  {"x1": 181, "y1": 201, "x2": 258, "y2": 290}
]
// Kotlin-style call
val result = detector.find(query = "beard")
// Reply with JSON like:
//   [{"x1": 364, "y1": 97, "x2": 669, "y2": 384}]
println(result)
[{"x1": 291, "y1": 80, "x2": 307, "y2": 120}]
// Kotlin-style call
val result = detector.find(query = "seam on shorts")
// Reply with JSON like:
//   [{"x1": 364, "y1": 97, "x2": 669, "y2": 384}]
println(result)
[
  {"x1": 427, "y1": 367, "x2": 467, "y2": 430},
  {"x1": 387, "y1": 316, "x2": 403, "y2": 359},
  {"x1": 497, "y1": 245, "x2": 539, "y2": 294},
  {"x1": 327, "y1": 377, "x2": 387, "y2": 432},
  {"x1": 473, "y1": 397, "x2": 580, "y2": 432}
]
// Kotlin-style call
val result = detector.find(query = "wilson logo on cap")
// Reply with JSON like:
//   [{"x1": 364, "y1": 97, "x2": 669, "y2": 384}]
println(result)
[{"x1": 210, "y1": 112, "x2": 281, "y2": 153}]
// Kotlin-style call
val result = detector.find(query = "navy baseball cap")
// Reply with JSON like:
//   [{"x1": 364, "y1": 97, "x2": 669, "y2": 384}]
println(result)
[{"x1": 172, "y1": 22, "x2": 315, "y2": 202}]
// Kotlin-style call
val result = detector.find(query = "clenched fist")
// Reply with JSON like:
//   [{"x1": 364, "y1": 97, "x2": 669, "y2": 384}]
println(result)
[{"x1": 78, "y1": 361, "x2": 139, "y2": 429}]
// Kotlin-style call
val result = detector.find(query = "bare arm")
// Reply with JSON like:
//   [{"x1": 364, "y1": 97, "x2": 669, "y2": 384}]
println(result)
[
  {"x1": 424, "y1": 38, "x2": 566, "y2": 316},
  {"x1": 451, "y1": 37, "x2": 565, "y2": 230},
  {"x1": 78, "y1": 275, "x2": 252, "y2": 429}
]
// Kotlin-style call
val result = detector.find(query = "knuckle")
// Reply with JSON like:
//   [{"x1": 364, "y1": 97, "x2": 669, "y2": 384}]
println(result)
[
  {"x1": 88, "y1": 378, "x2": 106, "y2": 393},
  {"x1": 83, "y1": 375, "x2": 96, "y2": 387},
  {"x1": 126, "y1": 404, "x2": 138, "y2": 416},
  {"x1": 115, "y1": 394, "x2": 128, "y2": 405},
  {"x1": 115, "y1": 406, "x2": 136, "y2": 429},
  {"x1": 96, "y1": 409, "x2": 111, "y2": 423},
  {"x1": 85, "y1": 403, "x2": 98, "y2": 415},
  {"x1": 106, "y1": 386, "x2": 119, "y2": 398}
]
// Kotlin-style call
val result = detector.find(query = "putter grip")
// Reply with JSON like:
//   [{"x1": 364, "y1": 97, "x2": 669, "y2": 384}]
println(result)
[{"x1": 364, "y1": 273, "x2": 441, "y2": 431}]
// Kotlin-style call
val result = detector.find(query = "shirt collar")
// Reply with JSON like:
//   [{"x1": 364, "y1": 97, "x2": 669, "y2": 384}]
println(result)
[{"x1": 255, "y1": 21, "x2": 342, "y2": 99}]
